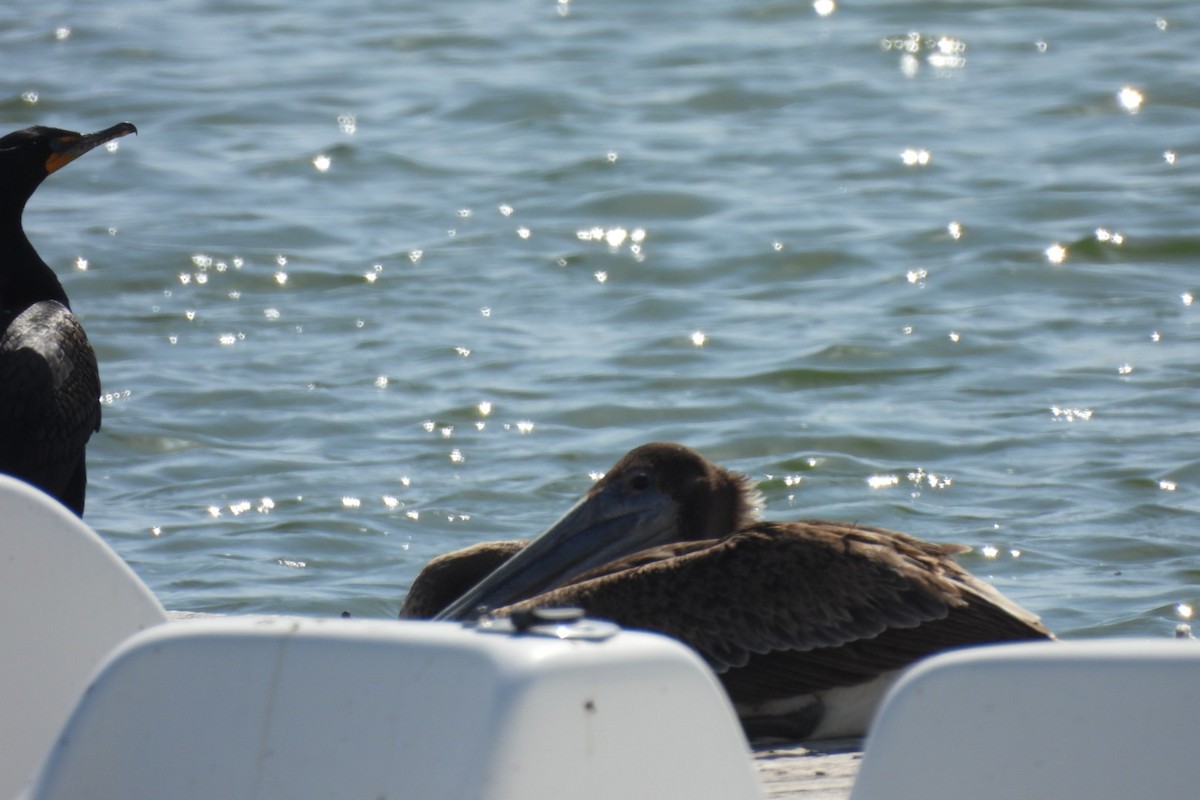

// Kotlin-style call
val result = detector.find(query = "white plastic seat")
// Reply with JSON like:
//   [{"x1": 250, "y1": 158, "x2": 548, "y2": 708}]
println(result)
[
  {"x1": 29, "y1": 615, "x2": 764, "y2": 800},
  {"x1": 851, "y1": 638, "x2": 1200, "y2": 800},
  {"x1": 0, "y1": 475, "x2": 166, "y2": 799}
]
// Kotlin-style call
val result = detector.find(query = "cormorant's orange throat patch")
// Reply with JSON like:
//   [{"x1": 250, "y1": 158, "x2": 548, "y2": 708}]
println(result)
[{"x1": 44, "y1": 137, "x2": 83, "y2": 174}]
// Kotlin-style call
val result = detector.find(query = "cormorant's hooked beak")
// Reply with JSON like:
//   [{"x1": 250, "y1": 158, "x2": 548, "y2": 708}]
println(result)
[
  {"x1": 434, "y1": 481, "x2": 679, "y2": 621},
  {"x1": 45, "y1": 121, "x2": 137, "y2": 175}
]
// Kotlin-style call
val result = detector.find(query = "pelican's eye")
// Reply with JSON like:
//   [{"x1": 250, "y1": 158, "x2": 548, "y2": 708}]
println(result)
[{"x1": 627, "y1": 470, "x2": 652, "y2": 492}]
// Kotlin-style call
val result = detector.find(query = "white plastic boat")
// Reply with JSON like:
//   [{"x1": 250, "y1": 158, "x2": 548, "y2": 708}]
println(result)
[
  {"x1": 3, "y1": 473, "x2": 1198, "y2": 799},
  {"x1": 0, "y1": 474, "x2": 762, "y2": 800}
]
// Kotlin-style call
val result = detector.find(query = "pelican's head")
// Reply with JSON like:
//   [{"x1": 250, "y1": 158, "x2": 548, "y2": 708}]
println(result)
[{"x1": 435, "y1": 442, "x2": 761, "y2": 620}]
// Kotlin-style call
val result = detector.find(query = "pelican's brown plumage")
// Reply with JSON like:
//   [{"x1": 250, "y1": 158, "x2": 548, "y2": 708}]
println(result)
[
  {"x1": 398, "y1": 539, "x2": 527, "y2": 620},
  {"x1": 400, "y1": 442, "x2": 1053, "y2": 739}
]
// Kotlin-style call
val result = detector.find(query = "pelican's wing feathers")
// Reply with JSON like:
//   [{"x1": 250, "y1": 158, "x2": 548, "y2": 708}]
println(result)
[
  {"x1": 504, "y1": 520, "x2": 1051, "y2": 700},
  {"x1": 399, "y1": 539, "x2": 527, "y2": 619}
]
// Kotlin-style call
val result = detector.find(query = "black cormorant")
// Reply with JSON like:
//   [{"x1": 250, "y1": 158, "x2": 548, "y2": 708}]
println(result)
[{"x1": 0, "y1": 122, "x2": 136, "y2": 516}]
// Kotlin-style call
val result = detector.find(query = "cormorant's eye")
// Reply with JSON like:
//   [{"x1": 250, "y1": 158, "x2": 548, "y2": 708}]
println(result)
[
  {"x1": 627, "y1": 470, "x2": 651, "y2": 491},
  {"x1": 49, "y1": 136, "x2": 79, "y2": 153}
]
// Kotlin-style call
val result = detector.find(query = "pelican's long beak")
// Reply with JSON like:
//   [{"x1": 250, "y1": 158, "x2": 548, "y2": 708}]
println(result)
[{"x1": 434, "y1": 482, "x2": 677, "y2": 621}]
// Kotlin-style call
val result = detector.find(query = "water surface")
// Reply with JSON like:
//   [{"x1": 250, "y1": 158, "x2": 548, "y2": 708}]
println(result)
[{"x1": 4, "y1": 0, "x2": 1198, "y2": 636}]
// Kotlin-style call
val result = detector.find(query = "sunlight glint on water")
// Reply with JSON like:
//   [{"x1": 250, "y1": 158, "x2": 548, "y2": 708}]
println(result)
[{"x1": 1, "y1": 0, "x2": 1197, "y2": 633}]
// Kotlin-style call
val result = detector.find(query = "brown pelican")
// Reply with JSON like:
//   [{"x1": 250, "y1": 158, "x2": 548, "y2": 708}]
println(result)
[{"x1": 400, "y1": 442, "x2": 1054, "y2": 739}]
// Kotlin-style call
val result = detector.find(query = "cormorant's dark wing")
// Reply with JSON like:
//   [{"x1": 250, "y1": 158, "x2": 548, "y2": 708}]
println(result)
[{"x1": 0, "y1": 301, "x2": 100, "y2": 514}]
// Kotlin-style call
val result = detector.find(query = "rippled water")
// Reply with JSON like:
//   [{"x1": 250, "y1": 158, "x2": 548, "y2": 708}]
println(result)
[{"x1": 4, "y1": 0, "x2": 1199, "y2": 636}]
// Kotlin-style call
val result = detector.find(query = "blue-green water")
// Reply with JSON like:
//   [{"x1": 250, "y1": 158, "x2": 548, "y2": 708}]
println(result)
[{"x1": 4, "y1": 1, "x2": 1198, "y2": 637}]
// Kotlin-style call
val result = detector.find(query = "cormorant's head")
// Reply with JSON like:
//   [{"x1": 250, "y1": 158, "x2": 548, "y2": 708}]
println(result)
[{"x1": 0, "y1": 122, "x2": 137, "y2": 208}]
